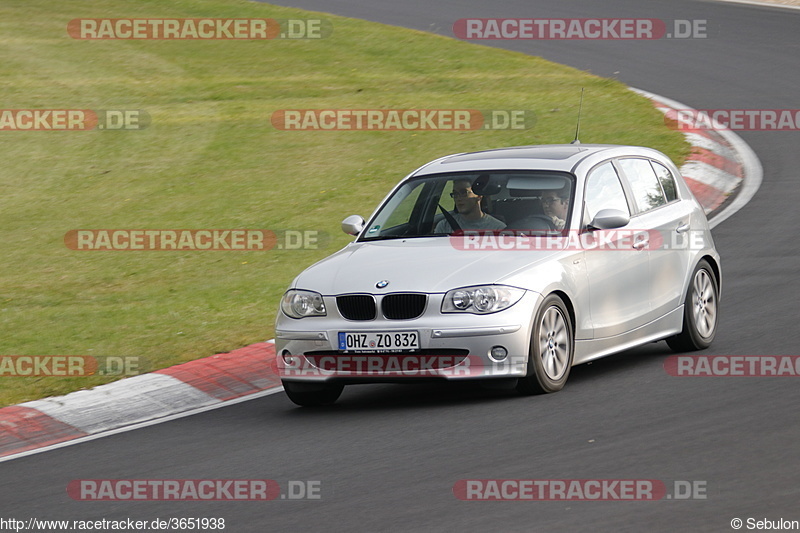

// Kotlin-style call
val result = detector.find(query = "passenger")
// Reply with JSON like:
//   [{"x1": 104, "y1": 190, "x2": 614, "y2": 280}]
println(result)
[{"x1": 541, "y1": 188, "x2": 570, "y2": 230}]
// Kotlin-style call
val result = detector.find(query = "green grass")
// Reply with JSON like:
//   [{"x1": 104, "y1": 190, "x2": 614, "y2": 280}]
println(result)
[{"x1": 0, "y1": 0, "x2": 689, "y2": 406}]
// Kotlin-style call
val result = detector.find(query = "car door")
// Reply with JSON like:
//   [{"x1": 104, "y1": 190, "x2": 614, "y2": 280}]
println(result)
[
  {"x1": 616, "y1": 158, "x2": 694, "y2": 320},
  {"x1": 581, "y1": 160, "x2": 653, "y2": 338}
]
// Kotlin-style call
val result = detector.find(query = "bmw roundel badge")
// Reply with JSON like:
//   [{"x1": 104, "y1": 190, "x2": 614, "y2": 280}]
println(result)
[{"x1": 376, "y1": 280, "x2": 389, "y2": 289}]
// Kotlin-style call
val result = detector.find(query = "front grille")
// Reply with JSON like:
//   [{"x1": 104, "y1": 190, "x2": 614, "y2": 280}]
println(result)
[
  {"x1": 337, "y1": 294, "x2": 376, "y2": 320},
  {"x1": 382, "y1": 293, "x2": 427, "y2": 320}
]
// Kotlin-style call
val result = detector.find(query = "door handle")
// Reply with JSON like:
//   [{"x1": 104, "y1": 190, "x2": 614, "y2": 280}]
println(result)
[
  {"x1": 676, "y1": 222, "x2": 690, "y2": 234},
  {"x1": 632, "y1": 239, "x2": 649, "y2": 250}
]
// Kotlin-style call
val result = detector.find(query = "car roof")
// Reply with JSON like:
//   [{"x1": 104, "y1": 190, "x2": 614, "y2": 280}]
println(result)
[{"x1": 412, "y1": 144, "x2": 669, "y2": 175}]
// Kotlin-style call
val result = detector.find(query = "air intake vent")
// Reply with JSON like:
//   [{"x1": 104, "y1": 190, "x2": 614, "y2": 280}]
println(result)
[
  {"x1": 382, "y1": 293, "x2": 426, "y2": 320},
  {"x1": 337, "y1": 295, "x2": 376, "y2": 320}
]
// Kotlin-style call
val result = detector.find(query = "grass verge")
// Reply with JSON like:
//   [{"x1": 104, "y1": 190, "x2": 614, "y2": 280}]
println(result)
[{"x1": 0, "y1": 0, "x2": 689, "y2": 406}]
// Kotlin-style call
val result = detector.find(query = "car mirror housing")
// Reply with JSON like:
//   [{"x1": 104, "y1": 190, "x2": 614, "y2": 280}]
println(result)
[
  {"x1": 341, "y1": 214, "x2": 365, "y2": 236},
  {"x1": 589, "y1": 209, "x2": 630, "y2": 230}
]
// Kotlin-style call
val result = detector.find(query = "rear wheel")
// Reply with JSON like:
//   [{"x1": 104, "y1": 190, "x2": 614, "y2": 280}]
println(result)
[
  {"x1": 517, "y1": 294, "x2": 574, "y2": 395},
  {"x1": 282, "y1": 381, "x2": 344, "y2": 407},
  {"x1": 667, "y1": 259, "x2": 718, "y2": 352}
]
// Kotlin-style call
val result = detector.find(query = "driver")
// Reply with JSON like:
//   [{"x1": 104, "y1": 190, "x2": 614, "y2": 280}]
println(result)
[{"x1": 434, "y1": 178, "x2": 506, "y2": 233}]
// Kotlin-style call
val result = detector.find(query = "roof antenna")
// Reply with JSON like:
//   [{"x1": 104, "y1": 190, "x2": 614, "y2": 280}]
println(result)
[{"x1": 571, "y1": 88, "x2": 584, "y2": 144}]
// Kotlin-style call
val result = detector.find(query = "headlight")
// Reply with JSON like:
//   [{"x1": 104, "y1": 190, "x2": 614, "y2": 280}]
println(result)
[
  {"x1": 451, "y1": 290, "x2": 473, "y2": 310},
  {"x1": 281, "y1": 289, "x2": 326, "y2": 318},
  {"x1": 441, "y1": 285, "x2": 525, "y2": 314}
]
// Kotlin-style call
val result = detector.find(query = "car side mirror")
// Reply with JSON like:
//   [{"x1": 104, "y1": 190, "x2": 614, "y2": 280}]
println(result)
[
  {"x1": 341, "y1": 215, "x2": 365, "y2": 236},
  {"x1": 589, "y1": 209, "x2": 630, "y2": 230}
]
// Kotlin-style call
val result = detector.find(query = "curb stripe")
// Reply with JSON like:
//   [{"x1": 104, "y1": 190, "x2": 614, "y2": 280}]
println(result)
[
  {"x1": 21, "y1": 373, "x2": 221, "y2": 435},
  {"x1": 0, "y1": 388, "x2": 285, "y2": 464},
  {"x1": 0, "y1": 406, "x2": 86, "y2": 458},
  {"x1": 681, "y1": 161, "x2": 742, "y2": 194},
  {"x1": 682, "y1": 132, "x2": 739, "y2": 162},
  {"x1": 687, "y1": 147, "x2": 743, "y2": 176},
  {"x1": 155, "y1": 342, "x2": 280, "y2": 401}
]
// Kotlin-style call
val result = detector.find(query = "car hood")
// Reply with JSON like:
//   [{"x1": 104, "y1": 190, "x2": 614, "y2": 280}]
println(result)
[{"x1": 292, "y1": 237, "x2": 564, "y2": 294}]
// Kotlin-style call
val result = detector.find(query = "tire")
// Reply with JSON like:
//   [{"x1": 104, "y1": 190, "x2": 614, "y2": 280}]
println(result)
[
  {"x1": 666, "y1": 259, "x2": 719, "y2": 352},
  {"x1": 282, "y1": 381, "x2": 344, "y2": 407},
  {"x1": 517, "y1": 294, "x2": 574, "y2": 395}
]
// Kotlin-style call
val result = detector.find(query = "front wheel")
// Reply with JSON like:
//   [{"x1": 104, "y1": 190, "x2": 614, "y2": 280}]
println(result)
[
  {"x1": 282, "y1": 381, "x2": 344, "y2": 407},
  {"x1": 517, "y1": 294, "x2": 574, "y2": 395},
  {"x1": 666, "y1": 259, "x2": 719, "y2": 352}
]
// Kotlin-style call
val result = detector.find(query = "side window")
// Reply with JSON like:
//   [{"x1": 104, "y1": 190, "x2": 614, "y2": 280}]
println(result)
[
  {"x1": 584, "y1": 162, "x2": 630, "y2": 223},
  {"x1": 618, "y1": 158, "x2": 667, "y2": 213},
  {"x1": 651, "y1": 161, "x2": 678, "y2": 202}
]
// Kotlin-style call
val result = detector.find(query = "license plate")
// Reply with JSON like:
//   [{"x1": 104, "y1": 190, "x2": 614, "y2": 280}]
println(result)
[{"x1": 338, "y1": 331, "x2": 420, "y2": 352}]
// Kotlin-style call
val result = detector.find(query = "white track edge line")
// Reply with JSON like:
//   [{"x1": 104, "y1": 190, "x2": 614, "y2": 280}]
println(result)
[{"x1": 711, "y1": 0, "x2": 800, "y2": 11}]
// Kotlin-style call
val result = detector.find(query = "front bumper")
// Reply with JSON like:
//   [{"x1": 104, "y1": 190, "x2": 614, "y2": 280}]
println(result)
[{"x1": 275, "y1": 291, "x2": 541, "y2": 383}]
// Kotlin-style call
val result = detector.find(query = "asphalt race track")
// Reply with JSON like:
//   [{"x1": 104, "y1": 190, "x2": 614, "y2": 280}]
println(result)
[{"x1": 3, "y1": 1, "x2": 799, "y2": 531}]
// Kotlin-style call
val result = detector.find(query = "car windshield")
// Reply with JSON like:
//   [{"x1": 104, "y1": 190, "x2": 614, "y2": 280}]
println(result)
[{"x1": 360, "y1": 171, "x2": 575, "y2": 240}]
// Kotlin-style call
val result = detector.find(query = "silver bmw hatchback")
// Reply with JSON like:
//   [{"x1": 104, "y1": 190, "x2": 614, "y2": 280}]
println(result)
[{"x1": 275, "y1": 144, "x2": 721, "y2": 406}]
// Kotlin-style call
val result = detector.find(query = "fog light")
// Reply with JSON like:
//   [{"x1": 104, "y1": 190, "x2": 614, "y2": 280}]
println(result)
[
  {"x1": 489, "y1": 346, "x2": 508, "y2": 362},
  {"x1": 282, "y1": 351, "x2": 298, "y2": 366}
]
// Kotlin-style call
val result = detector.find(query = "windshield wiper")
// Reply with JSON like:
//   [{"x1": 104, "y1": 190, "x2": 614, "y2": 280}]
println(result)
[{"x1": 362, "y1": 234, "x2": 448, "y2": 241}]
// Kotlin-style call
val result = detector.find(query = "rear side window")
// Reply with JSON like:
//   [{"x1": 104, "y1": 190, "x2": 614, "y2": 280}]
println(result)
[
  {"x1": 584, "y1": 162, "x2": 630, "y2": 223},
  {"x1": 618, "y1": 158, "x2": 667, "y2": 214},
  {"x1": 651, "y1": 161, "x2": 679, "y2": 202}
]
